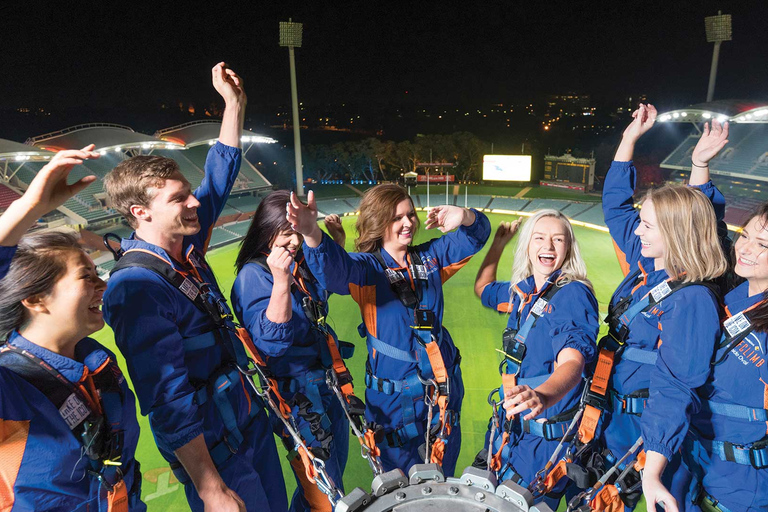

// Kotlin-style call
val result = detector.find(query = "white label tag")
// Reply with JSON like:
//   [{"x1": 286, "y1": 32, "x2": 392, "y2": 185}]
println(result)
[
  {"x1": 412, "y1": 264, "x2": 428, "y2": 280},
  {"x1": 179, "y1": 278, "x2": 199, "y2": 301},
  {"x1": 385, "y1": 268, "x2": 405, "y2": 284},
  {"x1": 59, "y1": 393, "x2": 90, "y2": 429},
  {"x1": 724, "y1": 312, "x2": 751, "y2": 338},
  {"x1": 531, "y1": 298, "x2": 549, "y2": 316},
  {"x1": 650, "y1": 281, "x2": 672, "y2": 303}
]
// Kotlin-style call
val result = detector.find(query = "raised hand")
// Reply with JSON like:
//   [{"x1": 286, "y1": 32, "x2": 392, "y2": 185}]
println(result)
[
  {"x1": 25, "y1": 145, "x2": 99, "y2": 213},
  {"x1": 323, "y1": 214, "x2": 346, "y2": 247},
  {"x1": 212, "y1": 62, "x2": 246, "y2": 106},
  {"x1": 425, "y1": 205, "x2": 473, "y2": 233},
  {"x1": 692, "y1": 119, "x2": 729, "y2": 166},
  {"x1": 622, "y1": 103, "x2": 657, "y2": 141},
  {"x1": 492, "y1": 219, "x2": 521, "y2": 248},
  {"x1": 266, "y1": 246, "x2": 294, "y2": 283},
  {"x1": 286, "y1": 191, "x2": 324, "y2": 248},
  {"x1": 503, "y1": 384, "x2": 548, "y2": 421}
]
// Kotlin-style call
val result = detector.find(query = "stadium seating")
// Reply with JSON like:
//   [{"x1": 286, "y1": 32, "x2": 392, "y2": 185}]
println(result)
[
  {"x1": 0, "y1": 184, "x2": 20, "y2": 210},
  {"x1": 488, "y1": 197, "x2": 528, "y2": 211},
  {"x1": 226, "y1": 194, "x2": 263, "y2": 213}
]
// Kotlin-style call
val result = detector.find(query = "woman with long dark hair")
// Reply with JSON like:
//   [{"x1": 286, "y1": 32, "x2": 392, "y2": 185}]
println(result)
[
  {"x1": 231, "y1": 190, "x2": 349, "y2": 512},
  {"x1": 286, "y1": 184, "x2": 491, "y2": 476},
  {"x1": 0, "y1": 147, "x2": 145, "y2": 511}
]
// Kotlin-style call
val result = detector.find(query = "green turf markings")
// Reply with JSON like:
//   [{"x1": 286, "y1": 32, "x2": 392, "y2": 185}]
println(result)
[{"x1": 91, "y1": 212, "x2": 626, "y2": 511}]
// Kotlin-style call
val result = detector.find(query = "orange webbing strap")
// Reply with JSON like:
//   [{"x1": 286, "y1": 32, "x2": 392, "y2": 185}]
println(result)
[
  {"x1": 578, "y1": 348, "x2": 616, "y2": 444},
  {"x1": 236, "y1": 328, "x2": 293, "y2": 418},
  {"x1": 589, "y1": 485, "x2": 623, "y2": 512},
  {"x1": 633, "y1": 450, "x2": 646, "y2": 472},
  {"x1": 107, "y1": 479, "x2": 129, "y2": 512},
  {"x1": 541, "y1": 459, "x2": 569, "y2": 494},
  {"x1": 323, "y1": 332, "x2": 355, "y2": 398},
  {"x1": 424, "y1": 339, "x2": 453, "y2": 465},
  {"x1": 296, "y1": 444, "x2": 319, "y2": 484},
  {"x1": 489, "y1": 373, "x2": 519, "y2": 472},
  {"x1": 363, "y1": 429, "x2": 381, "y2": 458}
]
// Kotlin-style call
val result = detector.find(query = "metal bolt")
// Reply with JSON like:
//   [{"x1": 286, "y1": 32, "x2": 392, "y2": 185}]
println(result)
[
  {"x1": 449, "y1": 486, "x2": 459, "y2": 496},
  {"x1": 414, "y1": 477, "x2": 422, "y2": 484},
  {"x1": 395, "y1": 492, "x2": 406, "y2": 501},
  {"x1": 475, "y1": 492, "x2": 486, "y2": 502},
  {"x1": 422, "y1": 486, "x2": 433, "y2": 495},
  {"x1": 380, "y1": 487, "x2": 387, "y2": 494},
  {"x1": 466, "y1": 479, "x2": 473, "y2": 486}
]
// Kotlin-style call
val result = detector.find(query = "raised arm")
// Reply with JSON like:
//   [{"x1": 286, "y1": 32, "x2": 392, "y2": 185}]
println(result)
[
  {"x1": 323, "y1": 214, "x2": 347, "y2": 247},
  {"x1": 422, "y1": 206, "x2": 491, "y2": 282},
  {"x1": 0, "y1": 146, "x2": 98, "y2": 248},
  {"x1": 213, "y1": 62, "x2": 246, "y2": 148},
  {"x1": 689, "y1": 120, "x2": 729, "y2": 186},
  {"x1": 475, "y1": 220, "x2": 520, "y2": 297}
]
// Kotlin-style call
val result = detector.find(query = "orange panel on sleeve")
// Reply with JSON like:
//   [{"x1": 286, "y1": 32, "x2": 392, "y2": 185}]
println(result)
[
  {"x1": 440, "y1": 254, "x2": 473, "y2": 283},
  {"x1": 349, "y1": 283, "x2": 378, "y2": 338},
  {"x1": 612, "y1": 239, "x2": 631, "y2": 277},
  {"x1": 0, "y1": 419, "x2": 30, "y2": 510}
]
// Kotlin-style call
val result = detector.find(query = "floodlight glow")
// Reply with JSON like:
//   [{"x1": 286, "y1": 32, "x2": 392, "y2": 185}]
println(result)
[
  {"x1": 99, "y1": 150, "x2": 107, "y2": 156},
  {"x1": 142, "y1": 143, "x2": 151, "y2": 149},
  {"x1": 14, "y1": 155, "x2": 28, "y2": 161},
  {"x1": 165, "y1": 144, "x2": 175, "y2": 149},
  {"x1": 209, "y1": 140, "x2": 216, "y2": 145},
  {"x1": 114, "y1": 147, "x2": 122, "y2": 152},
  {"x1": 681, "y1": 112, "x2": 688, "y2": 117},
  {"x1": 717, "y1": 116, "x2": 728, "y2": 122},
  {"x1": 660, "y1": 115, "x2": 671, "y2": 122},
  {"x1": 702, "y1": 113, "x2": 712, "y2": 119},
  {"x1": 252, "y1": 136, "x2": 278, "y2": 144},
  {"x1": 483, "y1": 155, "x2": 532, "y2": 181},
  {"x1": 673, "y1": 113, "x2": 680, "y2": 119}
]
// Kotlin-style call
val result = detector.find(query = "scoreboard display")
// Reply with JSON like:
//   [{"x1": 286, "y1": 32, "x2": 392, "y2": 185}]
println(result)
[{"x1": 542, "y1": 155, "x2": 595, "y2": 191}]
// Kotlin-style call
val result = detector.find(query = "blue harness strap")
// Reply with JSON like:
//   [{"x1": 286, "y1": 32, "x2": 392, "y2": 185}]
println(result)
[
  {"x1": 701, "y1": 399, "x2": 768, "y2": 422},
  {"x1": 620, "y1": 346, "x2": 658, "y2": 365},
  {"x1": 691, "y1": 433, "x2": 768, "y2": 469},
  {"x1": 367, "y1": 333, "x2": 418, "y2": 363}
]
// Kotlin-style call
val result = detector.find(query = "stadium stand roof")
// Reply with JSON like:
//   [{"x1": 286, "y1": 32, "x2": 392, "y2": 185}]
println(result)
[
  {"x1": 26, "y1": 123, "x2": 184, "y2": 153},
  {"x1": 155, "y1": 121, "x2": 278, "y2": 148},
  {"x1": 657, "y1": 100, "x2": 768, "y2": 124},
  {"x1": 0, "y1": 138, "x2": 54, "y2": 162}
]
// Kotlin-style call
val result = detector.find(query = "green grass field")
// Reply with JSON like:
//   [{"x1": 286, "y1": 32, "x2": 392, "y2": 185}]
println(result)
[{"x1": 91, "y1": 212, "x2": 627, "y2": 511}]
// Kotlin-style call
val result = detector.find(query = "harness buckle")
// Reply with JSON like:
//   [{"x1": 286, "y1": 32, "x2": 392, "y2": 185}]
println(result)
[
  {"x1": 414, "y1": 309, "x2": 435, "y2": 330},
  {"x1": 749, "y1": 445, "x2": 768, "y2": 470},
  {"x1": 581, "y1": 378, "x2": 610, "y2": 411}
]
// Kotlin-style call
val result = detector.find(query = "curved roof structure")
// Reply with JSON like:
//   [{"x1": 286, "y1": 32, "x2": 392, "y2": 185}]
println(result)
[
  {"x1": 0, "y1": 138, "x2": 55, "y2": 162},
  {"x1": 155, "y1": 121, "x2": 278, "y2": 147},
  {"x1": 26, "y1": 123, "x2": 183, "y2": 153},
  {"x1": 657, "y1": 100, "x2": 768, "y2": 124}
]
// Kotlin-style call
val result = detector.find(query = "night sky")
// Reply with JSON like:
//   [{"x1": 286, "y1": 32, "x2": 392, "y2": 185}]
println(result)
[{"x1": 2, "y1": 1, "x2": 767, "y2": 113}]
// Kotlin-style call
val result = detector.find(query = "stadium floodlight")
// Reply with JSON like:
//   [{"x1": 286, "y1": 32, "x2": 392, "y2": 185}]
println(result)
[
  {"x1": 141, "y1": 143, "x2": 151, "y2": 150},
  {"x1": 702, "y1": 112, "x2": 712, "y2": 119},
  {"x1": 114, "y1": 147, "x2": 122, "y2": 152},
  {"x1": 280, "y1": 19, "x2": 305, "y2": 197},
  {"x1": 705, "y1": 11, "x2": 732, "y2": 102}
]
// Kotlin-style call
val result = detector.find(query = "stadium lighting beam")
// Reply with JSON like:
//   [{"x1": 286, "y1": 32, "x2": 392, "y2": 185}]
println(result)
[
  {"x1": 280, "y1": 19, "x2": 305, "y2": 197},
  {"x1": 705, "y1": 11, "x2": 732, "y2": 102}
]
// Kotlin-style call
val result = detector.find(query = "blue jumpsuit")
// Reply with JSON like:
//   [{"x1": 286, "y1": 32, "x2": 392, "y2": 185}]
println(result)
[
  {"x1": 0, "y1": 242, "x2": 144, "y2": 511},
  {"x1": 103, "y1": 142, "x2": 287, "y2": 512},
  {"x1": 682, "y1": 283, "x2": 768, "y2": 512},
  {"x1": 601, "y1": 161, "x2": 722, "y2": 509},
  {"x1": 481, "y1": 272, "x2": 599, "y2": 509},
  {"x1": 231, "y1": 255, "x2": 349, "y2": 511},
  {"x1": 302, "y1": 210, "x2": 491, "y2": 475}
]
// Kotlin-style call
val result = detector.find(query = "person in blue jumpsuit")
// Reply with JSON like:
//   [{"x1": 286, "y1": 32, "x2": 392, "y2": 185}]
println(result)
[
  {"x1": 650, "y1": 119, "x2": 768, "y2": 511},
  {"x1": 287, "y1": 184, "x2": 491, "y2": 475},
  {"x1": 103, "y1": 64, "x2": 287, "y2": 512},
  {"x1": 0, "y1": 148, "x2": 145, "y2": 511},
  {"x1": 599, "y1": 104, "x2": 728, "y2": 511},
  {"x1": 231, "y1": 191, "x2": 350, "y2": 511},
  {"x1": 474, "y1": 209, "x2": 599, "y2": 510}
]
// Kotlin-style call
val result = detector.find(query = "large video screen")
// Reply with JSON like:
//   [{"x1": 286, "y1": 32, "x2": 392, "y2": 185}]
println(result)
[{"x1": 483, "y1": 155, "x2": 532, "y2": 181}]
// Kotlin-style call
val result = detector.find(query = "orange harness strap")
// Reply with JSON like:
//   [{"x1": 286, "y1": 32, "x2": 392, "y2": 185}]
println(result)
[
  {"x1": 578, "y1": 348, "x2": 616, "y2": 444},
  {"x1": 489, "y1": 373, "x2": 518, "y2": 471},
  {"x1": 236, "y1": 327, "x2": 293, "y2": 419},
  {"x1": 589, "y1": 485, "x2": 624, "y2": 512},
  {"x1": 424, "y1": 338, "x2": 453, "y2": 465}
]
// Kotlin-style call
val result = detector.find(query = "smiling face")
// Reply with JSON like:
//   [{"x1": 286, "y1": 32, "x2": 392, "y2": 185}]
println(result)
[
  {"x1": 142, "y1": 171, "x2": 202, "y2": 239},
  {"x1": 271, "y1": 228, "x2": 303, "y2": 255},
  {"x1": 634, "y1": 198, "x2": 666, "y2": 266},
  {"x1": 528, "y1": 216, "x2": 569, "y2": 286},
  {"x1": 734, "y1": 215, "x2": 768, "y2": 295},
  {"x1": 38, "y1": 250, "x2": 107, "y2": 342},
  {"x1": 382, "y1": 198, "x2": 418, "y2": 252}
]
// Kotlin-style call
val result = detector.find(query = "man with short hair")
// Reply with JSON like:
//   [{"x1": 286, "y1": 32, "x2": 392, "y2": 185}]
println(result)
[{"x1": 103, "y1": 63, "x2": 287, "y2": 512}]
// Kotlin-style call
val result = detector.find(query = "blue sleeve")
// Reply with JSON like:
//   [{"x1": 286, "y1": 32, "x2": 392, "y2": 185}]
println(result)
[
  {"x1": 692, "y1": 180, "x2": 732, "y2": 255},
  {"x1": 0, "y1": 245, "x2": 17, "y2": 280},
  {"x1": 104, "y1": 270, "x2": 203, "y2": 453},
  {"x1": 548, "y1": 283, "x2": 599, "y2": 364},
  {"x1": 602, "y1": 161, "x2": 642, "y2": 264},
  {"x1": 231, "y1": 264, "x2": 294, "y2": 358},
  {"x1": 421, "y1": 209, "x2": 491, "y2": 282},
  {"x1": 303, "y1": 231, "x2": 369, "y2": 295},
  {"x1": 480, "y1": 281, "x2": 513, "y2": 312},
  {"x1": 640, "y1": 287, "x2": 721, "y2": 459},
  {"x1": 192, "y1": 142, "x2": 242, "y2": 253}
]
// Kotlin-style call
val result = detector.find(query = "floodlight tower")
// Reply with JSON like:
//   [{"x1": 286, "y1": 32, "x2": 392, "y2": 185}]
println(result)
[
  {"x1": 279, "y1": 19, "x2": 305, "y2": 197},
  {"x1": 705, "y1": 11, "x2": 732, "y2": 103}
]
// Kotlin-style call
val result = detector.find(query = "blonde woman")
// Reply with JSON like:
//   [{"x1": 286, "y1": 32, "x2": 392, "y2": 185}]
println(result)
[
  {"x1": 286, "y1": 184, "x2": 490, "y2": 476},
  {"x1": 474, "y1": 209, "x2": 599, "y2": 510},
  {"x1": 594, "y1": 104, "x2": 728, "y2": 512}
]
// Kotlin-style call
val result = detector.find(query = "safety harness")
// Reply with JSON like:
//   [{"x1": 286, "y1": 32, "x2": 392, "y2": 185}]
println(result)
[
  {"x1": 364, "y1": 247, "x2": 457, "y2": 467},
  {"x1": 250, "y1": 253, "x2": 384, "y2": 476},
  {"x1": 105, "y1": 235, "x2": 345, "y2": 506},
  {"x1": 684, "y1": 300, "x2": 768, "y2": 511},
  {"x1": 486, "y1": 277, "x2": 575, "y2": 480},
  {"x1": 0, "y1": 343, "x2": 135, "y2": 512},
  {"x1": 538, "y1": 269, "x2": 717, "y2": 508}
]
